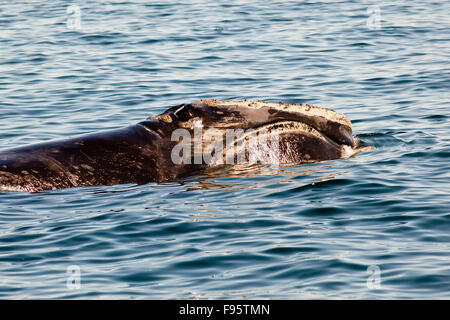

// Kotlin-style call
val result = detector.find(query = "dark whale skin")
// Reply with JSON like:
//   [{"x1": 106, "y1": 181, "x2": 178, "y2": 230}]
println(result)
[{"x1": 0, "y1": 124, "x2": 205, "y2": 192}]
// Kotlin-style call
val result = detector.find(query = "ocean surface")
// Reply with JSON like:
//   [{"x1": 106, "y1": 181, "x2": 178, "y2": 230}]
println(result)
[{"x1": 0, "y1": 0, "x2": 449, "y2": 299}]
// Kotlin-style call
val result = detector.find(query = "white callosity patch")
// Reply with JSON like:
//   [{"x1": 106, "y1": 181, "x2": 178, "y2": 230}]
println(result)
[
  {"x1": 194, "y1": 99, "x2": 353, "y2": 129},
  {"x1": 341, "y1": 145, "x2": 356, "y2": 158},
  {"x1": 190, "y1": 99, "x2": 355, "y2": 148}
]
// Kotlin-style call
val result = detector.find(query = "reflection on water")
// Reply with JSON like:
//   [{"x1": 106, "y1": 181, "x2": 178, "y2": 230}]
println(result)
[{"x1": 185, "y1": 163, "x2": 343, "y2": 192}]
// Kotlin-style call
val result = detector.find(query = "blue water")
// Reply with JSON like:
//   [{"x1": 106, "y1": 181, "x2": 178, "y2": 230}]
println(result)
[{"x1": 0, "y1": 0, "x2": 449, "y2": 299}]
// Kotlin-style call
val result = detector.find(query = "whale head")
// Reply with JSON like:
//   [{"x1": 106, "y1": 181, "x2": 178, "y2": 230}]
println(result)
[{"x1": 142, "y1": 99, "x2": 355, "y2": 166}]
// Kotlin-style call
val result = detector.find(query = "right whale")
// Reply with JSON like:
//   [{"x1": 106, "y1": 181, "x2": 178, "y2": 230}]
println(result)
[{"x1": 0, "y1": 99, "x2": 361, "y2": 192}]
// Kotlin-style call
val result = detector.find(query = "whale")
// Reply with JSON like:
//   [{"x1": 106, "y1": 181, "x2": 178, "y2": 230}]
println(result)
[{"x1": 0, "y1": 99, "x2": 358, "y2": 192}]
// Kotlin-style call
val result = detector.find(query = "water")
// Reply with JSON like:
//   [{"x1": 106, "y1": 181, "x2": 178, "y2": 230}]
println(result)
[{"x1": 0, "y1": 0, "x2": 449, "y2": 299}]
